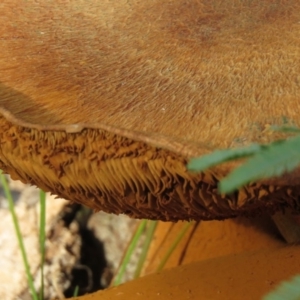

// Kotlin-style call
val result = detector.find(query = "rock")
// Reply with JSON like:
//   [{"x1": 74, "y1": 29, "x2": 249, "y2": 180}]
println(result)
[{"x1": 0, "y1": 177, "x2": 140, "y2": 299}]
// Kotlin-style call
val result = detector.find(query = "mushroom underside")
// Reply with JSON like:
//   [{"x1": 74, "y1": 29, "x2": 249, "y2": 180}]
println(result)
[{"x1": 1, "y1": 116, "x2": 300, "y2": 221}]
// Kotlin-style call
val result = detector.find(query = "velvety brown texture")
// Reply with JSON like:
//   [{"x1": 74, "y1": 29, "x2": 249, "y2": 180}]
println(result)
[
  {"x1": 1, "y1": 0, "x2": 300, "y2": 220},
  {"x1": 142, "y1": 216, "x2": 284, "y2": 275},
  {"x1": 72, "y1": 245, "x2": 300, "y2": 300}
]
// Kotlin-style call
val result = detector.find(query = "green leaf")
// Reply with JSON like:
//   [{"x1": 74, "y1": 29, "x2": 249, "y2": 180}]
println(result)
[
  {"x1": 263, "y1": 275, "x2": 300, "y2": 300},
  {"x1": 219, "y1": 136, "x2": 300, "y2": 194},
  {"x1": 187, "y1": 143, "x2": 262, "y2": 172},
  {"x1": 271, "y1": 125, "x2": 300, "y2": 134}
]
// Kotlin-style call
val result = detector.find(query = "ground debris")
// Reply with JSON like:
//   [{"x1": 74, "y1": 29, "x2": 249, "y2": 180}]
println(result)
[{"x1": 0, "y1": 178, "x2": 139, "y2": 300}]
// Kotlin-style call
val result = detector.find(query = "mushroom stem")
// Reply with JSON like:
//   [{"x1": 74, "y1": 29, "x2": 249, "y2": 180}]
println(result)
[{"x1": 271, "y1": 209, "x2": 300, "y2": 244}]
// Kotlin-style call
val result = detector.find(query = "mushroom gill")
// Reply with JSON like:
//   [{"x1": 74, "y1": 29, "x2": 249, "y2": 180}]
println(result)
[{"x1": 1, "y1": 0, "x2": 300, "y2": 221}]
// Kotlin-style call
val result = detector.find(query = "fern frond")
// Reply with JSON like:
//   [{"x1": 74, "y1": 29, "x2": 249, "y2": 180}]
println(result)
[
  {"x1": 219, "y1": 136, "x2": 300, "y2": 193},
  {"x1": 187, "y1": 143, "x2": 262, "y2": 172},
  {"x1": 271, "y1": 125, "x2": 300, "y2": 134},
  {"x1": 263, "y1": 275, "x2": 300, "y2": 300}
]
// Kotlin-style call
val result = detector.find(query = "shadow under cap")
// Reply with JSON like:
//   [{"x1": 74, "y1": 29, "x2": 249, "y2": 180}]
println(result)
[{"x1": 1, "y1": 0, "x2": 300, "y2": 221}]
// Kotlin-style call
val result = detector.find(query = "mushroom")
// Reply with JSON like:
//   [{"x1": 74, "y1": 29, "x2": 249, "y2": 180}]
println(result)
[
  {"x1": 1, "y1": 0, "x2": 300, "y2": 221},
  {"x1": 142, "y1": 216, "x2": 285, "y2": 275},
  {"x1": 73, "y1": 245, "x2": 300, "y2": 300}
]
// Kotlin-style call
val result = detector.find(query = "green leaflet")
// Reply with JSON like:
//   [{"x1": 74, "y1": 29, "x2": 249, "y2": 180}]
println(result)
[
  {"x1": 187, "y1": 134, "x2": 300, "y2": 194},
  {"x1": 271, "y1": 125, "x2": 300, "y2": 133},
  {"x1": 187, "y1": 143, "x2": 262, "y2": 172},
  {"x1": 186, "y1": 128, "x2": 300, "y2": 300},
  {"x1": 263, "y1": 275, "x2": 300, "y2": 300},
  {"x1": 219, "y1": 136, "x2": 300, "y2": 193}
]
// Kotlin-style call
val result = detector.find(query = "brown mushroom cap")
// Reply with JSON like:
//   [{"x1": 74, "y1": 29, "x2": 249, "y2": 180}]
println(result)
[
  {"x1": 1, "y1": 0, "x2": 300, "y2": 221},
  {"x1": 73, "y1": 245, "x2": 300, "y2": 300}
]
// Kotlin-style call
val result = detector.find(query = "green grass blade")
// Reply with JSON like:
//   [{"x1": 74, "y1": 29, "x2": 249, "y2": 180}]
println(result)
[
  {"x1": 219, "y1": 137, "x2": 300, "y2": 194},
  {"x1": 156, "y1": 221, "x2": 192, "y2": 272},
  {"x1": 0, "y1": 172, "x2": 39, "y2": 300},
  {"x1": 73, "y1": 285, "x2": 79, "y2": 297},
  {"x1": 187, "y1": 143, "x2": 261, "y2": 172},
  {"x1": 113, "y1": 219, "x2": 147, "y2": 286},
  {"x1": 134, "y1": 221, "x2": 157, "y2": 279},
  {"x1": 39, "y1": 190, "x2": 46, "y2": 300}
]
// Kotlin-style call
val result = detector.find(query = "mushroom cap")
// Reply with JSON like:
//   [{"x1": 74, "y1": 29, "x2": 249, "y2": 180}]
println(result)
[
  {"x1": 1, "y1": 0, "x2": 300, "y2": 221},
  {"x1": 73, "y1": 245, "x2": 300, "y2": 300}
]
